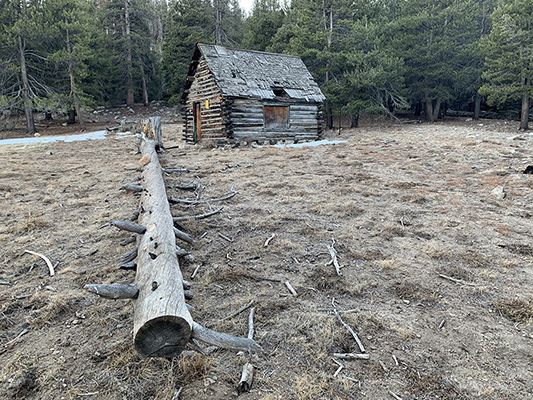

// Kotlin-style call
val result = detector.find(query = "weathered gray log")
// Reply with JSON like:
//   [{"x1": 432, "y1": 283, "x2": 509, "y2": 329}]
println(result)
[
  {"x1": 84, "y1": 283, "x2": 139, "y2": 299},
  {"x1": 121, "y1": 183, "x2": 143, "y2": 192},
  {"x1": 111, "y1": 219, "x2": 146, "y2": 234},
  {"x1": 173, "y1": 227, "x2": 194, "y2": 244},
  {"x1": 133, "y1": 138, "x2": 193, "y2": 357},
  {"x1": 142, "y1": 116, "x2": 163, "y2": 149},
  {"x1": 191, "y1": 322, "x2": 262, "y2": 353}
]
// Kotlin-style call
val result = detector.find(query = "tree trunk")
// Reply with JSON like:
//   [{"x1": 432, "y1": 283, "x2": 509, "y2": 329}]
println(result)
[
  {"x1": 325, "y1": 102, "x2": 333, "y2": 129},
  {"x1": 66, "y1": 28, "x2": 86, "y2": 131},
  {"x1": 413, "y1": 101, "x2": 422, "y2": 117},
  {"x1": 431, "y1": 98, "x2": 441, "y2": 122},
  {"x1": 140, "y1": 65, "x2": 149, "y2": 106},
  {"x1": 124, "y1": 0, "x2": 134, "y2": 107},
  {"x1": 133, "y1": 138, "x2": 193, "y2": 357},
  {"x1": 67, "y1": 109, "x2": 76, "y2": 124},
  {"x1": 18, "y1": 37, "x2": 35, "y2": 135},
  {"x1": 350, "y1": 114, "x2": 359, "y2": 128},
  {"x1": 425, "y1": 99, "x2": 433, "y2": 122},
  {"x1": 520, "y1": 92, "x2": 529, "y2": 130},
  {"x1": 473, "y1": 93, "x2": 481, "y2": 120}
]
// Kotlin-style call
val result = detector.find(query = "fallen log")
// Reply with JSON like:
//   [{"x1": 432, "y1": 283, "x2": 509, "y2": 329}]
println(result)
[
  {"x1": 142, "y1": 116, "x2": 163, "y2": 149},
  {"x1": 133, "y1": 138, "x2": 193, "y2": 357},
  {"x1": 86, "y1": 128, "x2": 260, "y2": 358}
]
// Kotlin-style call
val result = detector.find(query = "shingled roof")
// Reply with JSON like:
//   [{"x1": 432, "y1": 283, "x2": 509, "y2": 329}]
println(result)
[{"x1": 183, "y1": 44, "x2": 325, "y2": 103}]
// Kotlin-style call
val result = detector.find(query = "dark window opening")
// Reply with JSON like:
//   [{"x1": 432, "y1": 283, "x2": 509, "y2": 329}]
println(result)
[
  {"x1": 272, "y1": 87, "x2": 287, "y2": 97},
  {"x1": 264, "y1": 106, "x2": 288, "y2": 129}
]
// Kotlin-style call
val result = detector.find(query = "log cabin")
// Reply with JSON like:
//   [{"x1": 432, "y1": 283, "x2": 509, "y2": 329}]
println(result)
[{"x1": 181, "y1": 43, "x2": 325, "y2": 144}]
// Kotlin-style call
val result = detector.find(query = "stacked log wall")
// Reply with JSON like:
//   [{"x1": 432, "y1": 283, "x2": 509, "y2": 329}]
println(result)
[
  {"x1": 227, "y1": 98, "x2": 324, "y2": 142},
  {"x1": 183, "y1": 56, "x2": 227, "y2": 143}
]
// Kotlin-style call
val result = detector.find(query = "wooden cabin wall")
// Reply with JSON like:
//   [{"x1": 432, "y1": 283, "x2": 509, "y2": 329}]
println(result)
[
  {"x1": 227, "y1": 98, "x2": 324, "y2": 142},
  {"x1": 183, "y1": 56, "x2": 227, "y2": 143}
]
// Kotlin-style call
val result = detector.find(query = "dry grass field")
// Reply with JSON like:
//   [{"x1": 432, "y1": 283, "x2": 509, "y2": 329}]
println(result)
[{"x1": 0, "y1": 117, "x2": 532, "y2": 399}]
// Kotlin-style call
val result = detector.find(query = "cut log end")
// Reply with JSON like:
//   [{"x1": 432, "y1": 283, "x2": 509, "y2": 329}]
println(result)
[{"x1": 134, "y1": 316, "x2": 192, "y2": 358}]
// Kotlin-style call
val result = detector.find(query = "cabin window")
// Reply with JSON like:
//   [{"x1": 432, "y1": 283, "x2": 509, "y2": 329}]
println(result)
[{"x1": 264, "y1": 106, "x2": 288, "y2": 129}]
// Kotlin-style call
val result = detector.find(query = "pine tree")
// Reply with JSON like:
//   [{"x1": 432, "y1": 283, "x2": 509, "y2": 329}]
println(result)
[
  {"x1": 390, "y1": 0, "x2": 482, "y2": 122},
  {"x1": 161, "y1": 0, "x2": 214, "y2": 104},
  {"x1": 0, "y1": 0, "x2": 52, "y2": 133},
  {"x1": 480, "y1": 0, "x2": 533, "y2": 129},
  {"x1": 99, "y1": 0, "x2": 157, "y2": 106},
  {"x1": 243, "y1": 0, "x2": 284, "y2": 51},
  {"x1": 46, "y1": 0, "x2": 98, "y2": 130}
]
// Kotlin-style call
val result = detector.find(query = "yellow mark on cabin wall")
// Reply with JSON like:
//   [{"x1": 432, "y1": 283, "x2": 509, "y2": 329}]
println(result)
[{"x1": 205, "y1": 100, "x2": 210, "y2": 109}]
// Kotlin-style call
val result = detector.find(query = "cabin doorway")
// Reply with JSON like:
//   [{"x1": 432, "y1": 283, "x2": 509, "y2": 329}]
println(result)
[{"x1": 193, "y1": 102, "x2": 202, "y2": 142}]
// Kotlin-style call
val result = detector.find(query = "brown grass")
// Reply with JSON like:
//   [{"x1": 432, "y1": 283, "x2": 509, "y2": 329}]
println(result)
[{"x1": 493, "y1": 297, "x2": 533, "y2": 325}]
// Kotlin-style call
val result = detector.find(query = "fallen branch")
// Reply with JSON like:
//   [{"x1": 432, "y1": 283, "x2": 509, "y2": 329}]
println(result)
[
  {"x1": 389, "y1": 391, "x2": 403, "y2": 400},
  {"x1": 438, "y1": 273, "x2": 475, "y2": 286},
  {"x1": 332, "y1": 298, "x2": 365, "y2": 353},
  {"x1": 0, "y1": 281, "x2": 12, "y2": 286},
  {"x1": 190, "y1": 264, "x2": 201, "y2": 279},
  {"x1": 84, "y1": 283, "x2": 139, "y2": 299},
  {"x1": 238, "y1": 363, "x2": 254, "y2": 393},
  {"x1": 173, "y1": 208, "x2": 222, "y2": 221},
  {"x1": 285, "y1": 281, "x2": 298, "y2": 297},
  {"x1": 207, "y1": 300, "x2": 254, "y2": 328},
  {"x1": 163, "y1": 167, "x2": 189, "y2": 173},
  {"x1": 24, "y1": 250, "x2": 55, "y2": 276},
  {"x1": 111, "y1": 220, "x2": 146, "y2": 234},
  {"x1": 218, "y1": 232, "x2": 233, "y2": 242},
  {"x1": 3, "y1": 328, "x2": 29, "y2": 348},
  {"x1": 169, "y1": 180, "x2": 199, "y2": 191},
  {"x1": 325, "y1": 240, "x2": 342, "y2": 276},
  {"x1": 169, "y1": 190, "x2": 238, "y2": 205},
  {"x1": 264, "y1": 234, "x2": 276, "y2": 247},
  {"x1": 333, "y1": 352, "x2": 369, "y2": 360},
  {"x1": 332, "y1": 358, "x2": 344, "y2": 378}
]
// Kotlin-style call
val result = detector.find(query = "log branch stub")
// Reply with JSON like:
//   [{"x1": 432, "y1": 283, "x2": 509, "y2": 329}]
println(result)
[
  {"x1": 119, "y1": 247, "x2": 138, "y2": 264},
  {"x1": 121, "y1": 183, "x2": 143, "y2": 193},
  {"x1": 173, "y1": 227, "x2": 194, "y2": 244},
  {"x1": 84, "y1": 283, "x2": 139, "y2": 299},
  {"x1": 191, "y1": 322, "x2": 262, "y2": 353},
  {"x1": 111, "y1": 219, "x2": 146, "y2": 234}
]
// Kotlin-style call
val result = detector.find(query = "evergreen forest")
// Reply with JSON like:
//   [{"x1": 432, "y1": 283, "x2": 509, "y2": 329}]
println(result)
[{"x1": 1, "y1": 0, "x2": 532, "y2": 134}]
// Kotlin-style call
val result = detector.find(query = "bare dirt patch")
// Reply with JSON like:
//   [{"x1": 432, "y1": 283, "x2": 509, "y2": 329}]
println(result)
[{"x1": 0, "y1": 118, "x2": 531, "y2": 399}]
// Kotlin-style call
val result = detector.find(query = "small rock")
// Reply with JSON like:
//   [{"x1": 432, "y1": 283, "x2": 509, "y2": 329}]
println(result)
[
  {"x1": 34, "y1": 132, "x2": 40, "y2": 137},
  {"x1": 490, "y1": 186, "x2": 506, "y2": 200}
]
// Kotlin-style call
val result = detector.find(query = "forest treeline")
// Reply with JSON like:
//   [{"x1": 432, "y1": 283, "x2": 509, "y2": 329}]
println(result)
[{"x1": 1, "y1": 0, "x2": 532, "y2": 134}]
